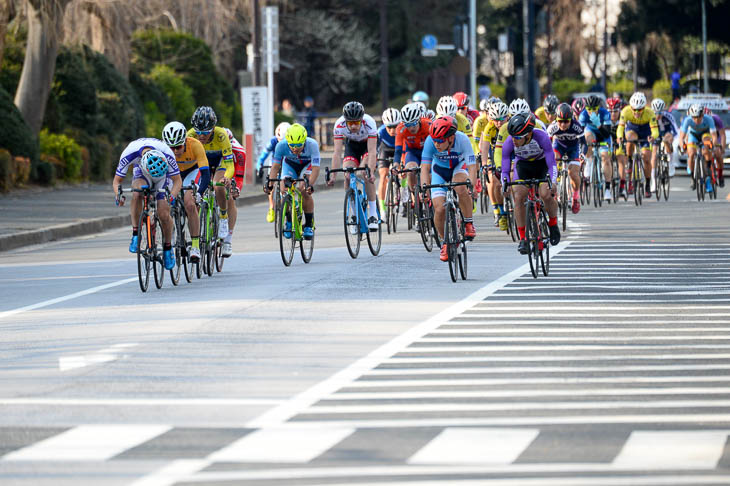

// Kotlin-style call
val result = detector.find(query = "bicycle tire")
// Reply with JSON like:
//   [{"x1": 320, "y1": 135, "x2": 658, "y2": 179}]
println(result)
[
  {"x1": 206, "y1": 207, "x2": 217, "y2": 277},
  {"x1": 611, "y1": 155, "x2": 620, "y2": 204},
  {"x1": 367, "y1": 203, "x2": 382, "y2": 256},
  {"x1": 300, "y1": 208, "x2": 314, "y2": 264},
  {"x1": 539, "y1": 208, "x2": 550, "y2": 277},
  {"x1": 407, "y1": 196, "x2": 415, "y2": 231},
  {"x1": 559, "y1": 176, "x2": 568, "y2": 232},
  {"x1": 392, "y1": 179, "x2": 401, "y2": 233},
  {"x1": 344, "y1": 189, "x2": 360, "y2": 259},
  {"x1": 152, "y1": 215, "x2": 164, "y2": 289},
  {"x1": 479, "y1": 169, "x2": 489, "y2": 214},
  {"x1": 505, "y1": 195, "x2": 518, "y2": 242},
  {"x1": 526, "y1": 202, "x2": 539, "y2": 279},
  {"x1": 594, "y1": 156, "x2": 603, "y2": 208},
  {"x1": 136, "y1": 211, "x2": 151, "y2": 292},
  {"x1": 196, "y1": 202, "x2": 206, "y2": 279},
  {"x1": 179, "y1": 205, "x2": 193, "y2": 283},
  {"x1": 385, "y1": 177, "x2": 393, "y2": 234},
  {"x1": 445, "y1": 204, "x2": 458, "y2": 283},
  {"x1": 273, "y1": 188, "x2": 281, "y2": 238},
  {"x1": 417, "y1": 190, "x2": 434, "y2": 252},
  {"x1": 278, "y1": 195, "x2": 296, "y2": 266},
  {"x1": 457, "y1": 210, "x2": 467, "y2": 280},
  {"x1": 170, "y1": 206, "x2": 182, "y2": 286},
  {"x1": 633, "y1": 153, "x2": 642, "y2": 206}
]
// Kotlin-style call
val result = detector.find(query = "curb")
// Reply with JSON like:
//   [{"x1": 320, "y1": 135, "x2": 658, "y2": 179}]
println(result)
[{"x1": 0, "y1": 182, "x2": 335, "y2": 253}]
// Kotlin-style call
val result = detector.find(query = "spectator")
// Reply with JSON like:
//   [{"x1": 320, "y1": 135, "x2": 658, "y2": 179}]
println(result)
[
  {"x1": 671, "y1": 71, "x2": 681, "y2": 102},
  {"x1": 301, "y1": 96, "x2": 317, "y2": 142},
  {"x1": 281, "y1": 98, "x2": 295, "y2": 117}
]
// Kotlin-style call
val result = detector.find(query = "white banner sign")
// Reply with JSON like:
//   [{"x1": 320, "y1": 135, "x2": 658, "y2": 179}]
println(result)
[{"x1": 242, "y1": 86, "x2": 273, "y2": 164}]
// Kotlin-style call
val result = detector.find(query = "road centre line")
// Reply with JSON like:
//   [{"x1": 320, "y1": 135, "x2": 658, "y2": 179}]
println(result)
[
  {"x1": 428, "y1": 327, "x2": 730, "y2": 333},
  {"x1": 470, "y1": 305, "x2": 730, "y2": 310},
  {"x1": 439, "y1": 321, "x2": 730, "y2": 326},
  {"x1": 280, "y1": 476, "x2": 730, "y2": 486}
]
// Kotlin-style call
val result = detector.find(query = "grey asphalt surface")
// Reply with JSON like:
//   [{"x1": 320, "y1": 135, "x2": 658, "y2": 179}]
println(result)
[{"x1": 1, "y1": 174, "x2": 729, "y2": 485}]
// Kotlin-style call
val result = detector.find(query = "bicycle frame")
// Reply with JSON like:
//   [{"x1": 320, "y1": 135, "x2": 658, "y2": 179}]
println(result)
[{"x1": 327, "y1": 166, "x2": 371, "y2": 234}]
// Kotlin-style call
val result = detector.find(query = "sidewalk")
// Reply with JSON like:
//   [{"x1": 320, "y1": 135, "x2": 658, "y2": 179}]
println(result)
[{"x1": 0, "y1": 155, "x2": 335, "y2": 252}]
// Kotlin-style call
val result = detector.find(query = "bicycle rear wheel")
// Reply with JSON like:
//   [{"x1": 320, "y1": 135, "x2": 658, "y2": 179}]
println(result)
[
  {"x1": 505, "y1": 195, "x2": 517, "y2": 242},
  {"x1": 152, "y1": 215, "x2": 164, "y2": 289},
  {"x1": 367, "y1": 203, "x2": 382, "y2": 256},
  {"x1": 526, "y1": 203, "x2": 539, "y2": 279},
  {"x1": 695, "y1": 155, "x2": 705, "y2": 202},
  {"x1": 136, "y1": 212, "x2": 151, "y2": 292},
  {"x1": 385, "y1": 177, "x2": 394, "y2": 234},
  {"x1": 197, "y1": 203, "x2": 207, "y2": 279},
  {"x1": 300, "y1": 212, "x2": 314, "y2": 264},
  {"x1": 445, "y1": 205, "x2": 458, "y2": 283},
  {"x1": 479, "y1": 170, "x2": 489, "y2": 214},
  {"x1": 593, "y1": 160, "x2": 602, "y2": 208},
  {"x1": 205, "y1": 209, "x2": 217, "y2": 277},
  {"x1": 180, "y1": 208, "x2": 193, "y2": 283},
  {"x1": 279, "y1": 196, "x2": 296, "y2": 266},
  {"x1": 344, "y1": 189, "x2": 360, "y2": 259},
  {"x1": 539, "y1": 208, "x2": 550, "y2": 277},
  {"x1": 417, "y1": 190, "x2": 433, "y2": 252}
]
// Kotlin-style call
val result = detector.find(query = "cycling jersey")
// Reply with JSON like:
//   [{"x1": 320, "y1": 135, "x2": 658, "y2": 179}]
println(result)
[
  {"x1": 173, "y1": 136, "x2": 209, "y2": 195},
  {"x1": 473, "y1": 114, "x2": 489, "y2": 144},
  {"x1": 501, "y1": 129, "x2": 557, "y2": 185},
  {"x1": 377, "y1": 124, "x2": 396, "y2": 149},
  {"x1": 463, "y1": 108, "x2": 480, "y2": 124},
  {"x1": 534, "y1": 106, "x2": 551, "y2": 126},
  {"x1": 394, "y1": 118, "x2": 431, "y2": 165},
  {"x1": 656, "y1": 110, "x2": 679, "y2": 137},
  {"x1": 421, "y1": 131, "x2": 475, "y2": 198},
  {"x1": 333, "y1": 114, "x2": 378, "y2": 142},
  {"x1": 438, "y1": 113, "x2": 479, "y2": 154},
  {"x1": 617, "y1": 106, "x2": 659, "y2": 140},
  {"x1": 186, "y1": 126, "x2": 234, "y2": 178},
  {"x1": 116, "y1": 138, "x2": 179, "y2": 178},
  {"x1": 225, "y1": 128, "x2": 246, "y2": 191},
  {"x1": 257, "y1": 136, "x2": 279, "y2": 168},
  {"x1": 711, "y1": 114, "x2": 725, "y2": 131},
  {"x1": 548, "y1": 119, "x2": 584, "y2": 162},
  {"x1": 579, "y1": 107, "x2": 611, "y2": 133},
  {"x1": 493, "y1": 122, "x2": 512, "y2": 170},
  {"x1": 681, "y1": 114, "x2": 717, "y2": 145},
  {"x1": 273, "y1": 137, "x2": 321, "y2": 179}
]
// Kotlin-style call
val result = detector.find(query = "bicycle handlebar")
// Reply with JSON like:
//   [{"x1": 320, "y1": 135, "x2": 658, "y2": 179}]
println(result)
[
  {"x1": 423, "y1": 180, "x2": 473, "y2": 192},
  {"x1": 504, "y1": 177, "x2": 552, "y2": 190},
  {"x1": 115, "y1": 185, "x2": 126, "y2": 206},
  {"x1": 325, "y1": 166, "x2": 371, "y2": 182}
]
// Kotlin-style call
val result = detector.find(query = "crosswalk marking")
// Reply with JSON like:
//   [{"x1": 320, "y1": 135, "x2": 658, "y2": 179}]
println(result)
[
  {"x1": 613, "y1": 431, "x2": 729, "y2": 469},
  {"x1": 1, "y1": 424, "x2": 170, "y2": 461},
  {"x1": 206, "y1": 426, "x2": 354, "y2": 463},
  {"x1": 407, "y1": 427, "x2": 539, "y2": 465}
]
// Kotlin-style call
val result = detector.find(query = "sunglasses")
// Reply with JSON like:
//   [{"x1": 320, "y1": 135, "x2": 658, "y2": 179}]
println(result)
[
  {"x1": 432, "y1": 137, "x2": 447, "y2": 144},
  {"x1": 557, "y1": 118, "x2": 571, "y2": 123},
  {"x1": 512, "y1": 134, "x2": 529, "y2": 140},
  {"x1": 195, "y1": 129, "x2": 212, "y2": 136},
  {"x1": 346, "y1": 120, "x2": 362, "y2": 126},
  {"x1": 493, "y1": 116, "x2": 507, "y2": 122},
  {"x1": 170, "y1": 144, "x2": 185, "y2": 150},
  {"x1": 404, "y1": 120, "x2": 419, "y2": 128},
  {"x1": 288, "y1": 142, "x2": 304, "y2": 149}
]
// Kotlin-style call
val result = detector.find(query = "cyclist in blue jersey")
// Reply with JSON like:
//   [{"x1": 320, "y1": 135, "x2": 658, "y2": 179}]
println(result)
[
  {"x1": 678, "y1": 103, "x2": 717, "y2": 191},
  {"x1": 501, "y1": 113, "x2": 560, "y2": 255},
  {"x1": 579, "y1": 95, "x2": 613, "y2": 201},
  {"x1": 256, "y1": 122, "x2": 291, "y2": 223},
  {"x1": 421, "y1": 116, "x2": 477, "y2": 262},
  {"x1": 264, "y1": 124, "x2": 320, "y2": 240},
  {"x1": 548, "y1": 103, "x2": 584, "y2": 213},
  {"x1": 377, "y1": 107, "x2": 401, "y2": 215}
]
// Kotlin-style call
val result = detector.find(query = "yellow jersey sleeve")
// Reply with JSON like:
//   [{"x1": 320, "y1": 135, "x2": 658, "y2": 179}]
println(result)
[
  {"x1": 494, "y1": 122, "x2": 510, "y2": 170},
  {"x1": 187, "y1": 127, "x2": 235, "y2": 178},
  {"x1": 473, "y1": 114, "x2": 489, "y2": 144},
  {"x1": 535, "y1": 106, "x2": 550, "y2": 126},
  {"x1": 456, "y1": 113, "x2": 479, "y2": 154}
]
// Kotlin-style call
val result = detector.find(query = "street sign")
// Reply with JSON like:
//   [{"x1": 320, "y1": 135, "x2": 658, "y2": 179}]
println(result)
[
  {"x1": 242, "y1": 86, "x2": 273, "y2": 168},
  {"x1": 421, "y1": 34, "x2": 437, "y2": 50},
  {"x1": 261, "y1": 6, "x2": 279, "y2": 72},
  {"x1": 421, "y1": 48, "x2": 437, "y2": 57}
]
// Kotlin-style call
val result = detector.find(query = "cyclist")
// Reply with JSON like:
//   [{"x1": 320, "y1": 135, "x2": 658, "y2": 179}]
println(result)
[
  {"x1": 425, "y1": 109, "x2": 436, "y2": 121},
  {"x1": 188, "y1": 106, "x2": 237, "y2": 256},
  {"x1": 548, "y1": 103, "x2": 584, "y2": 213},
  {"x1": 472, "y1": 99, "x2": 491, "y2": 199},
  {"x1": 572, "y1": 98, "x2": 586, "y2": 121},
  {"x1": 480, "y1": 101, "x2": 510, "y2": 230},
  {"x1": 651, "y1": 98, "x2": 678, "y2": 178},
  {"x1": 535, "y1": 94, "x2": 559, "y2": 126},
  {"x1": 377, "y1": 107, "x2": 401, "y2": 215},
  {"x1": 436, "y1": 95, "x2": 478, "y2": 184},
  {"x1": 420, "y1": 116, "x2": 477, "y2": 262},
  {"x1": 256, "y1": 122, "x2": 290, "y2": 223},
  {"x1": 327, "y1": 101, "x2": 380, "y2": 230},
  {"x1": 264, "y1": 123, "x2": 319, "y2": 240},
  {"x1": 616, "y1": 92, "x2": 659, "y2": 199},
  {"x1": 113, "y1": 140, "x2": 181, "y2": 270},
  {"x1": 394, "y1": 103, "x2": 432, "y2": 218},
  {"x1": 161, "y1": 121, "x2": 208, "y2": 264},
  {"x1": 607, "y1": 97, "x2": 629, "y2": 198},
  {"x1": 579, "y1": 94, "x2": 613, "y2": 201},
  {"x1": 704, "y1": 107, "x2": 726, "y2": 187},
  {"x1": 453, "y1": 91, "x2": 480, "y2": 124},
  {"x1": 678, "y1": 103, "x2": 718, "y2": 192},
  {"x1": 412, "y1": 90, "x2": 429, "y2": 108},
  {"x1": 501, "y1": 113, "x2": 560, "y2": 255}
]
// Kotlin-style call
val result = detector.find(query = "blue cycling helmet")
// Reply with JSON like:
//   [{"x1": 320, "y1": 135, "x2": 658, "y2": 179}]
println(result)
[
  {"x1": 412, "y1": 91, "x2": 429, "y2": 104},
  {"x1": 141, "y1": 149, "x2": 168, "y2": 178}
]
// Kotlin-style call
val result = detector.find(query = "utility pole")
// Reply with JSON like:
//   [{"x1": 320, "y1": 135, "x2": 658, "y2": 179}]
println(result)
[
  {"x1": 252, "y1": 0, "x2": 261, "y2": 85},
  {"x1": 522, "y1": 0, "x2": 536, "y2": 107},
  {"x1": 469, "y1": 0, "x2": 476, "y2": 104},
  {"x1": 702, "y1": 0, "x2": 709, "y2": 93},
  {"x1": 602, "y1": 0, "x2": 607, "y2": 94},
  {"x1": 546, "y1": 3, "x2": 552, "y2": 94},
  {"x1": 379, "y1": 0, "x2": 388, "y2": 110}
]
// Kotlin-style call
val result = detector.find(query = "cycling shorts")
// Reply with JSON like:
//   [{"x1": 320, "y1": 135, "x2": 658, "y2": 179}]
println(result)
[
  {"x1": 377, "y1": 144, "x2": 395, "y2": 168},
  {"x1": 552, "y1": 144, "x2": 581, "y2": 164},
  {"x1": 133, "y1": 166, "x2": 169, "y2": 201},
  {"x1": 625, "y1": 122, "x2": 652, "y2": 148},
  {"x1": 281, "y1": 159, "x2": 312, "y2": 180},
  {"x1": 687, "y1": 131, "x2": 713, "y2": 146},
  {"x1": 515, "y1": 158, "x2": 549, "y2": 182},
  {"x1": 430, "y1": 163, "x2": 468, "y2": 199},
  {"x1": 181, "y1": 167, "x2": 199, "y2": 187},
  {"x1": 403, "y1": 148, "x2": 423, "y2": 166},
  {"x1": 344, "y1": 139, "x2": 369, "y2": 165}
]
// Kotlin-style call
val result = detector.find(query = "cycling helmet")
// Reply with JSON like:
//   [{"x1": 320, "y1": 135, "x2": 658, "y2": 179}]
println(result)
[
  {"x1": 556, "y1": 102, "x2": 573, "y2": 121},
  {"x1": 381, "y1": 108, "x2": 402, "y2": 127},
  {"x1": 703, "y1": 106, "x2": 713, "y2": 115},
  {"x1": 141, "y1": 149, "x2": 168, "y2": 178},
  {"x1": 509, "y1": 98, "x2": 531, "y2": 116},
  {"x1": 571, "y1": 98, "x2": 586, "y2": 118},
  {"x1": 412, "y1": 90, "x2": 429, "y2": 104},
  {"x1": 507, "y1": 113, "x2": 536, "y2": 137},
  {"x1": 479, "y1": 98, "x2": 489, "y2": 111},
  {"x1": 275, "y1": 122, "x2": 291, "y2": 141},
  {"x1": 688, "y1": 103, "x2": 703, "y2": 117},
  {"x1": 488, "y1": 101, "x2": 508, "y2": 120},
  {"x1": 651, "y1": 98, "x2": 666, "y2": 113},
  {"x1": 425, "y1": 109, "x2": 436, "y2": 121},
  {"x1": 285, "y1": 123, "x2": 308, "y2": 145},
  {"x1": 453, "y1": 92, "x2": 470, "y2": 109},
  {"x1": 414, "y1": 101, "x2": 427, "y2": 117},
  {"x1": 586, "y1": 95, "x2": 602, "y2": 109},
  {"x1": 543, "y1": 94, "x2": 559, "y2": 115},
  {"x1": 401, "y1": 103, "x2": 422, "y2": 125},
  {"x1": 430, "y1": 116, "x2": 457, "y2": 139},
  {"x1": 606, "y1": 97, "x2": 622, "y2": 111},
  {"x1": 629, "y1": 91, "x2": 646, "y2": 110},
  {"x1": 436, "y1": 96, "x2": 458, "y2": 117},
  {"x1": 162, "y1": 121, "x2": 186, "y2": 147},
  {"x1": 191, "y1": 106, "x2": 217, "y2": 131},
  {"x1": 343, "y1": 101, "x2": 365, "y2": 121}
]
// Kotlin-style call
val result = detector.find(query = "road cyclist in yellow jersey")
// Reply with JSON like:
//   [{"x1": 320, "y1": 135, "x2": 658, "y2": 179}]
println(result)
[
  {"x1": 161, "y1": 121, "x2": 209, "y2": 264},
  {"x1": 616, "y1": 92, "x2": 659, "y2": 199},
  {"x1": 535, "y1": 94, "x2": 559, "y2": 127},
  {"x1": 188, "y1": 106, "x2": 237, "y2": 256},
  {"x1": 479, "y1": 101, "x2": 510, "y2": 231}
]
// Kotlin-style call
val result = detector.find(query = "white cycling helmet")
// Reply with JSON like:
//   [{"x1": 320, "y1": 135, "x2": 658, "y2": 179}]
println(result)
[
  {"x1": 479, "y1": 98, "x2": 489, "y2": 111},
  {"x1": 688, "y1": 103, "x2": 703, "y2": 117},
  {"x1": 425, "y1": 109, "x2": 436, "y2": 121},
  {"x1": 436, "y1": 96, "x2": 458, "y2": 117},
  {"x1": 508, "y1": 98, "x2": 531, "y2": 116},
  {"x1": 488, "y1": 101, "x2": 509, "y2": 120},
  {"x1": 275, "y1": 122, "x2": 291, "y2": 141},
  {"x1": 629, "y1": 92, "x2": 647, "y2": 110},
  {"x1": 401, "y1": 103, "x2": 422, "y2": 125},
  {"x1": 651, "y1": 98, "x2": 665, "y2": 113},
  {"x1": 381, "y1": 107, "x2": 402, "y2": 127},
  {"x1": 162, "y1": 121, "x2": 186, "y2": 147}
]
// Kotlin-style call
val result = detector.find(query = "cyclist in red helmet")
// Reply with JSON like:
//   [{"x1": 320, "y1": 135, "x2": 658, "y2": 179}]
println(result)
[{"x1": 453, "y1": 91, "x2": 480, "y2": 124}]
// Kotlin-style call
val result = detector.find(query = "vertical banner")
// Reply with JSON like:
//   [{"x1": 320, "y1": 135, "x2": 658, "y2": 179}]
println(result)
[{"x1": 242, "y1": 86, "x2": 272, "y2": 184}]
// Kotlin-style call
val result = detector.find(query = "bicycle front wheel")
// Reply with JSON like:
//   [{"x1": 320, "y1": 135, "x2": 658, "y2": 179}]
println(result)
[
  {"x1": 445, "y1": 205, "x2": 458, "y2": 283},
  {"x1": 136, "y1": 211, "x2": 151, "y2": 292},
  {"x1": 367, "y1": 204, "x2": 382, "y2": 256},
  {"x1": 526, "y1": 203, "x2": 539, "y2": 279},
  {"x1": 152, "y1": 215, "x2": 165, "y2": 289},
  {"x1": 170, "y1": 208, "x2": 182, "y2": 286},
  {"x1": 417, "y1": 190, "x2": 433, "y2": 252},
  {"x1": 279, "y1": 196, "x2": 296, "y2": 266},
  {"x1": 559, "y1": 177, "x2": 568, "y2": 232},
  {"x1": 344, "y1": 189, "x2": 361, "y2": 259},
  {"x1": 457, "y1": 212, "x2": 467, "y2": 281},
  {"x1": 273, "y1": 189, "x2": 281, "y2": 238},
  {"x1": 479, "y1": 170, "x2": 489, "y2": 214},
  {"x1": 539, "y1": 208, "x2": 550, "y2": 277},
  {"x1": 385, "y1": 177, "x2": 394, "y2": 234},
  {"x1": 300, "y1": 217, "x2": 314, "y2": 264}
]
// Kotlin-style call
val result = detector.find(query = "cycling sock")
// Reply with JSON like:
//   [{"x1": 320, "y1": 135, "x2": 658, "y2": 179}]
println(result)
[
  {"x1": 220, "y1": 209, "x2": 227, "y2": 218},
  {"x1": 605, "y1": 181, "x2": 611, "y2": 190},
  {"x1": 191, "y1": 237, "x2": 199, "y2": 249},
  {"x1": 518, "y1": 226, "x2": 526, "y2": 239},
  {"x1": 305, "y1": 212, "x2": 313, "y2": 227},
  {"x1": 368, "y1": 201, "x2": 377, "y2": 217},
  {"x1": 163, "y1": 242, "x2": 172, "y2": 251},
  {"x1": 549, "y1": 217, "x2": 558, "y2": 227},
  {"x1": 464, "y1": 218, "x2": 473, "y2": 224},
  {"x1": 493, "y1": 207, "x2": 500, "y2": 216},
  {"x1": 497, "y1": 204, "x2": 505, "y2": 215},
  {"x1": 132, "y1": 228, "x2": 138, "y2": 237},
  {"x1": 620, "y1": 179, "x2": 626, "y2": 188},
  {"x1": 572, "y1": 189, "x2": 579, "y2": 199}
]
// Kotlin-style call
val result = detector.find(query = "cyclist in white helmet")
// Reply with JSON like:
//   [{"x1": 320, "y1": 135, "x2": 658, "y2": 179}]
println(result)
[
  {"x1": 617, "y1": 91, "x2": 659, "y2": 198},
  {"x1": 377, "y1": 107, "x2": 402, "y2": 214}
]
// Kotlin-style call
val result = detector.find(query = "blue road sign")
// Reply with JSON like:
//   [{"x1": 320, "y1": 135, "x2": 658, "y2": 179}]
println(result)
[{"x1": 421, "y1": 35, "x2": 437, "y2": 50}]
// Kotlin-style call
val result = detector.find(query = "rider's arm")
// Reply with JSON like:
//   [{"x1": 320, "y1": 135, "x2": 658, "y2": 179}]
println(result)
[
  {"x1": 308, "y1": 140, "x2": 321, "y2": 187},
  {"x1": 648, "y1": 109, "x2": 660, "y2": 140},
  {"x1": 331, "y1": 138, "x2": 343, "y2": 170},
  {"x1": 394, "y1": 128, "x2": 404, "y2": 166},
  {"x1": 616, "y1": 108, "x2": 628, "y2": 140},
  {"x1": 367, "y1": 136, "x2": 378, "y2": 171},
  {"x1": 500, "y1": 137, "x2": 515, "y2": 184},
  {"x1": 168, "y1": 174, "x2": 182, "y2": 200},
  {"x1": 420, "y1": 138, "x2": 435, "y2": 187},
  {"x1": 537, "y1": 131, "x2": 558, "y2": 185}
]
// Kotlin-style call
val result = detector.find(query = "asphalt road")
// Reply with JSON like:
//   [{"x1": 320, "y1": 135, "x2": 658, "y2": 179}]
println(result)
[{"x1": 1, "y1": 176, "x2": 729, "y2": 486}]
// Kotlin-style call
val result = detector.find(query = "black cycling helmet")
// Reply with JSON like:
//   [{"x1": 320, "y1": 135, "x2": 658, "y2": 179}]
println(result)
[
  {"x1": 343, "y1": 101, "x2": 365, "y2": 121},
  {"x1": 507, "y1": 113, "x2": 535, "y2": 137},
  {"x1": 543, "y1": 94, "x2": 559, "y2": 115},
  {"x1": 586, "y1": 95, "x2": 602, "y2": 109},
  {"x1": 191, "y1": 106, "x2": 217, "y2": 131},
  {"x1": 556, "y1": 102, "x2": 573, "y2": 121}
]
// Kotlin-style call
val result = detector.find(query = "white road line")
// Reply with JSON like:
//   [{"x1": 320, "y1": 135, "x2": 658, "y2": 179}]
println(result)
[
  {"x1": 0, "y1": 277, "x2": 136, "y2": 321},
  {"x1": 414, "y1": 336, "x2": 730, "y2": 343},
  {"x1": 398, "y1": 344, "x2": 730, "y2": 352},
  {"x1": 491, "y1": 291, "x2": 730, "y2": 297},
  {"x1": 428, "y1": 327, "x2": 730, "y2": 333},
  {"x1": 206, "y1": 427, "x2": 354, "y2": 463},
  {"x1": 548, "y1": 263, "x2": 730, "y2": 267},
  {"x1": 59, "y1": 343, "x2": 139, "y2": 371},
  {"x1": 408, "y1": 428, "x2": 539, "y2": 465},
  {"x1": 470, "y1": 305, "x2": 730, "y2": 310},
  {"x1": 613, "y1": 431, "x2": 729, "y2": 469},
  {"x1": 365, "y1": 365, "x2": 730, "y2": 375},
  {"x1": 1, "y1": 424, "x2": 170, "y2": 461},
  {"x1": 383, "y1": 354, "x2": 730, "y2": 364},
  {"x1": 305, "y1": 476, "x2": 730, "y2": 486},
  {"x1": 504, "y1": 285, "x2": 730, "y2": 290},
  {"x1": 129, "y1": 460, "x2": 211, "y2": 486},
  {"x1": 347, "y1": 376, "x2": 730, "y2": 388},
  {"x1": 473, "y1": 299, "x2": 730, "y2": 303},
  {"x1": 0, "y1": 398, "x2": 286, "y2": 406}
]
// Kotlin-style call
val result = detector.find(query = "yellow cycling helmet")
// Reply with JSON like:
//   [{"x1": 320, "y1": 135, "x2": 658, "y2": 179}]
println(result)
[{"x1": 286, "y1": 123, "x2": 308, "y2": 145}]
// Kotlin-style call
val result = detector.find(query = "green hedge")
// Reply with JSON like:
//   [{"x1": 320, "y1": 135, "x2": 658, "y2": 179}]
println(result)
[
  {"x1": 551, "y1": 79, "x2": 590, "y2": 103},
  {"x1": 0, "y1": 85, "x2": 38, "y2": 164},
  {"x1": 39, "y1": 129, "x2": 83, "y2": 181}
]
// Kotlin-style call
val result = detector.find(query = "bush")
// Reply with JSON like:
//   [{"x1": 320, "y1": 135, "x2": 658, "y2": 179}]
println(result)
[
  {"x1": 607, "y1": 78, "x2": 634, "y2": 98},
  {"x1": 0, "y1": 26, "x2": 26, "y2": 96},
  {"x1": 652, "y1": 79, "x2": 673, "y2": 104},
  {"x1": 147, "y1": 63, "x2": 195, "y2": 126},
  {"x1": 0, "y1": 149, "x2": 11, "y2": 192},
  {"x1": 35, "y1": 160, "x2": 56, "y2": 186},
  {"x1": 551, "y1": 78, "x2": 590, "y2": 102},
  {"x1": 0, "y1": 85, "x2": 38, "y2": 165},
  {"x1": 39, "y1": 129, "x2": 83, "y2": 181},
  {"x1": 489, "y1": 84, "x2": 507, "y2": 101}
]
